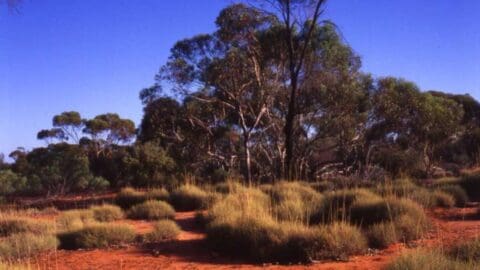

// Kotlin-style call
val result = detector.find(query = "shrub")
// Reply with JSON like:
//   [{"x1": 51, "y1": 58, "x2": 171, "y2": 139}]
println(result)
[
  {"x1": 0, "y1": 217, "x2": 54, "y2": 237},
  {"x1": 91, "y1": 204, "x2": 124, "y2": 222},
  {"x1": 214, "y1": 181, "x2": 244, "y2": 194},
  {"x1": 127, "y1": 200, "x2": 175, "y2": 220},
  {"x1": 395, "y1": 213, "x2": 429, "y2": 242},
  {"x1": 386, "y1": 249, "x2": 475, "y2": 270},
  {"x1": 115, "y1": 187, "x2": 147, "y2": 209},
  {"x1": 0, "y1": 233, "x2": 58, "y2": 260},
  {"x1": 56, "y1": 209, "x2": 95, "y2": 231},
  {"x1": 450, "y1": 238, "x2": 480, "y2": 262},
  {"x1": 170, "y1": 185, "x2": 210, "y2": 211},
  {"x1": 431, "y1": 190, "x2": 455, "y2": 208},
  {"x1": 144, "y1": 220, "x2": 181, "y2": 242},
  {"x1": 438, "y1": 185, "x2": 469, "y2": 207},
  {"x1": 366, "y1": 222, "x2": 397, "y2": 248},
  {"x1": 58, "y1": 224, "x2": 136, "y2": 250},
  {"x1": 309, "y1": 181, "x2": 334, "y2": 192}
]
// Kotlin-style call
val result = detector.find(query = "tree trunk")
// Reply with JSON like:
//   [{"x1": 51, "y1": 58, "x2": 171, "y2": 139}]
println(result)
[
  {"x1": 244, "y1": 134, "x2": 252, "y2": 185},
  {"x1": 284, "y1": 74, "x2": 297, "y2": 180}
]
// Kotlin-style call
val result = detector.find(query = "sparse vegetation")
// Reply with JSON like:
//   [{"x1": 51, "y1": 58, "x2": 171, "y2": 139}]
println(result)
[
  {"x1": 56, "y1": 209, "x2": 95, "y2": 231},
  {"x1": 127, "y1": 200, "x2": 175, "y2": 220},
  {"x1": 0, "y1": 217, "x2": 54, "y2": 237},
  {"x1": 386, "y1": 249, "x2": 477, "y2": 270},
  {"x1": 115, "y1": 188, "x2": 148, "y2": 209}
]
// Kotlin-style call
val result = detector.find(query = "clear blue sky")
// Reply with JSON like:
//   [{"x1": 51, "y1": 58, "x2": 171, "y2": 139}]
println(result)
[{"x1": 1, "y1": 0, "x2": 479, "y2": 158}]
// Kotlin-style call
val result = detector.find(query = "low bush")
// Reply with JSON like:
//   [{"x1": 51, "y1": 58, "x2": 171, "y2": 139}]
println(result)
[
  {"x1": 309, "y1": 181, "x2": 334, "y2": 192},
  {"x1": 0, "y1": 233, "x2": 58, "y2": 260},
  {"x1": 143, "y1": 220, "x2": 181, "y2": 243},
  {"x1": 366, "y1": 221, "x2": 397, "y2": 248},
  {"x1": 386, "y1": 249, "x2": 475, "y2": 270},
  {"x1": 58, "y1": 224, "x2": 136, "y2": 250},
  {"x1": 0, "y1": 217, "x2": 54, "y2": 237},
  {"x1": 438, "y1": 185, "x2": 468, "y2": 207},
  {"x1": 127, "y1": 200, "x2": 175, "y2": 220},
  {"x1": 169, "y1": 185, "x2": 210, "y2": 211},
  {"x1": 56, "y1": 209, "x2": 95, "y2": 231},
  {"x1": 91, "y1": 204, "x2": 124, "y2": 222},
  {"x1": 115, "y1": 188, "x2": 147, "y2": 209},
  {"x1": 395, "y1": 213, "x2": 429, "y2": 242}
]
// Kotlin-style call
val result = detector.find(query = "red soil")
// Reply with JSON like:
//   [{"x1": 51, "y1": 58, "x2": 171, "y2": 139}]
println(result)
[{"x1": 26, "y1": 206, "x2": 480, "y2": 270}]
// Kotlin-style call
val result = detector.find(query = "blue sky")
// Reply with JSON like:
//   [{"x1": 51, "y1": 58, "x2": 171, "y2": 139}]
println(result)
[{"x1": 1, "y1": 0, "x2": 479, "y2": 158}]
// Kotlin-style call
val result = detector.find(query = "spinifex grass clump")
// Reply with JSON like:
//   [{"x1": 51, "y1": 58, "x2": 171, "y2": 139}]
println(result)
[
  {"x1": 436, "y1": 175, "x2": 480, "y2": 201},
  {"x1": 58, "y1": 223, "x2": 136, "y2": 250},
  {"x1": 56, "y1": 209, "x2": 95, "y2": 232},
  {"x1": 169, "y1": 185, "x2": 211, "y2": 211},
  {"x1": 266, "y1": 181, "x2": 323, "y2": 223},
  {"x1": 143, "y1": 220, "x2": 181, "y2": 243},
  {"x1": 438, "y1": 185, "x2": 468, "y2": 207},
  {"x1": 127, "y1": 200, "x2": 175, "y2": 220},
  {"x1": 0, "y1": 233, "x2": 59, "y2": 260},
  {"x1": 205, "y1": 186, "x2": 368, "y2": 263},
  {"x1": 310, "y1": 188, "x2": 381, "y2": 224},
  {"x1": 0, "y1": 216, "x2": 55, "y2": 237},
  {"x1": 91, "y1": 204, "x2": 124, "y2": 222},
  {"x1": 386, "y1": 249, "x2": 476, "y2": 270},
  {"x1": 115, "y1": 187, "x2": 148, "y2": 209}
]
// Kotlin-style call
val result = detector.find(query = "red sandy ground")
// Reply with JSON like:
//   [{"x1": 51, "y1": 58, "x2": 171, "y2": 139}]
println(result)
[{"x1": 24, "y1": 206, "x2": 480, "y2": 270}]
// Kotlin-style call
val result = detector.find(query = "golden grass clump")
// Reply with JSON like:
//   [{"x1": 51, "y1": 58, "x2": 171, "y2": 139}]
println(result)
[
  {"x1": 58, "y1": 223, "x2": 136, "y2": 250},
  {"x1": 91, "y1": 204, "x2": 124, "y2": 222},
  {"x1": 127, "y1": 200, "x2": 175, "y2": 220},
  {"x1": 169, "y1": 185, "x2": 211, "y2": 211},
  {"x1": 386, "y1": 249, "x2": 477, "y2": 270},
  {"x1": 144, "y1": 220, "x2": 181, "y2": 243},
  {"x1": 0, "y1": 233, "x2": 58, "y2": 260},
  {"x1": 56, "y1": 209, "x2": 95, "y2": 232}
]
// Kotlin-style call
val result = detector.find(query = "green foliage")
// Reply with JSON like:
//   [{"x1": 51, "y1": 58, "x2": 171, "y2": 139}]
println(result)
[
  {"x1": 127, "y1": 200, "x2": 175, "y2": 220},
  {"x1": 0, "y1": 233, "x2": 58, "y2": 260},
  {"x1": 115, "y1": 187, "x2": 147, "y2": 209},
  {"x1": 58, "y1": 224, "x2": 136, "y2": 250},
  {"x1": 91, "y1": 204, "x2": 124, "y2": 222},
  {"x1": 0, "y1": 170, "x2": 26, "y2": 196},
  {"x1": 143, "y1": 220, "x2": 181, "y2": 242}
]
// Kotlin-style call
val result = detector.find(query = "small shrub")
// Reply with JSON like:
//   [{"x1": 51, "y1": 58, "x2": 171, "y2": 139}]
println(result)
[
  {"x1": 0, "y1": 217, "x2": 54, "y2": 237},
  {"x1": 115, "y1": 187, "x2": 147, "y2": 209},
  {"x1": 309, "y1": 181, "x2": 334, "y2": 192},
  {"x1": 127, "y1": 200, "x2": 175, "y2": 220},
  {"x1": 56, "y1": 209, "x2": 95, "y2": 231},
  {"x1": 170, "y1": 185, "x2": 210, "y2": 211},
  {"x1": 438, "y1": 185, "x2": 468, "y2": 207},
  {"x1": 386, "y1": 249, "x2": 475, "y2": 270},
  {"x1": 91, "y1": 204, "x2": 124, "y2": 222},
  {"x1": 366, "y1": 222, "x2": 397, "y2": 248},
  {"x1": 431, "y1": 190, "x2": 455, "y2": 208},
  {"x1": 58, "y1": 224, "x2": 136, "y2": 250},
  {"x1": 214, "y1": 181, "x2": 244, "y2": 194},
  {"x1": 436, "y1": 175, "x2": 480, "y2": 201},
  {"x1": 144, "y1": 220, "x2": 181, "y2": 242},
  {"x1": 0, "y1": 233, "x2": 58, "y2": 260},
  {"x1": 395, "y1": 213, "x2": 429, "y2": 242}
]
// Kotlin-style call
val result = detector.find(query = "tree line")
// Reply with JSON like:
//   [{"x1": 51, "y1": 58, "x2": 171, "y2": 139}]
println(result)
[{"x1": 1, "y1": 1, "x2": 480, "y2": 196}]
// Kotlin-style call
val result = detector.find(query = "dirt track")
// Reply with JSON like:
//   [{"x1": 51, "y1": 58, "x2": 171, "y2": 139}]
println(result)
[{"x1": 30, "y1": 207, "x2": 480, "y2": 270}]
